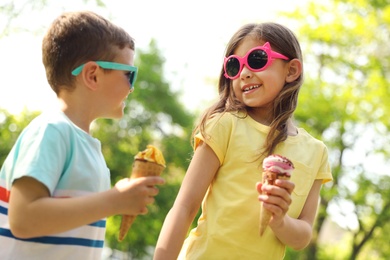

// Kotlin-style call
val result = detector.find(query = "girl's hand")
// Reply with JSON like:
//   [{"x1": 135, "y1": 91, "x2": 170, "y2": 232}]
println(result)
[{"x1": 256, "y1": 179, "x2": 295, "y2": 228}]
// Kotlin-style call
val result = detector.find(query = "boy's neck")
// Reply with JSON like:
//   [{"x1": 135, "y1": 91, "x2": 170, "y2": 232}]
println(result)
[{"x1": 58, "y1": 97, "x2": 92, "y2": 134}]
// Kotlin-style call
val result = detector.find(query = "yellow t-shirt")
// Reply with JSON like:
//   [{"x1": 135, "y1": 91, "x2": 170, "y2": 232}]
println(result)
[{"x1": 179, "y1": 112, "x2": 332, "y2": 260}]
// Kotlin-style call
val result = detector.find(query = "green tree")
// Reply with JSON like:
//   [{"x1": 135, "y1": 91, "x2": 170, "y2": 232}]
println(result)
[
  {"x1": 0, "y1": 109, "x2": 40, "y2": 164},
  {"x1": 284, "y1": 0, "x2": 390, "y2": 259}
]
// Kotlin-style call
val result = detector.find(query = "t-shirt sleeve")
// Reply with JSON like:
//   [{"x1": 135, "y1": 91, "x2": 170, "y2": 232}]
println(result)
[
  {"x1": 194, "y1": 113, "x2": 233, "y2": 165},
  {"x1": 317, "y1": 144, "x2": 333, "y2": 184},
  {"x1": 11, "y1": 123, "x2": 68, "y2": 195}
]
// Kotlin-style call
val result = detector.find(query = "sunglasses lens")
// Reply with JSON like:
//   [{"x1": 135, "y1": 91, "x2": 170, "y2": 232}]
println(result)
[
  {"x1": 248, "y1": 50, "x2": 268, "y2": 70},
  {"x1": 127, "y1": 71, "x2": 137, "y2": 88},
  {"x1": 129, "y1": 72, "x2": 135, "y2": 85},
  {"x1": 226, "y1": 58, "x2": 241, "y2": 77}
]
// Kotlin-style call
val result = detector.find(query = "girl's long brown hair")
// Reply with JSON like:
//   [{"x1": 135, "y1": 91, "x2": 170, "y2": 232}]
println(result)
[{"x1": 193, "y1": 22, "x2": 304, "y2": 156}]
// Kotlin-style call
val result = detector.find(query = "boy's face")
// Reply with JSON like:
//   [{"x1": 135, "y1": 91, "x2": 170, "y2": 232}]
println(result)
[{"x1": 98, "y1": 47, "x2": 135, "y2": 119}]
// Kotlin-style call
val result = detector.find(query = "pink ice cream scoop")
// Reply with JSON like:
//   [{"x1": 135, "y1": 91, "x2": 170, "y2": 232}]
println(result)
[{"x1": 262, "y1": 154, "x2": 294, "y2": 177}]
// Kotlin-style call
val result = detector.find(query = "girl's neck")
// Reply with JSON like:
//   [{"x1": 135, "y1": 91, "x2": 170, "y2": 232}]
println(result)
[
  {"x1": 247, "y1": 108, "x2": 272, "y2": 126},
  {"x1": 247, "y1": 108, "x2": 298, "y2": 136}
]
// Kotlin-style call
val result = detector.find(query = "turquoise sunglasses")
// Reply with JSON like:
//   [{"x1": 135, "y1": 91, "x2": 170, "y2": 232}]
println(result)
[{"x1": 71, "y1": 61, "x2": 138, "y2": 89}]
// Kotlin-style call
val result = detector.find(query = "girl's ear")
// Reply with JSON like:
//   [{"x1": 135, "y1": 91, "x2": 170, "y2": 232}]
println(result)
[
  {"x1": 81, "y1": 62, "x2": 99, "y2": 90},
  {"x1": 285, "y1": 59, "x2": 302, "y2": 83}
]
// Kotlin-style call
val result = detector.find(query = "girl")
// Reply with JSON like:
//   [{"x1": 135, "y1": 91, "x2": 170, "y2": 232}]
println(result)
[{"x1": 154, "y1": 22, "x2": 332, "y2": 259}]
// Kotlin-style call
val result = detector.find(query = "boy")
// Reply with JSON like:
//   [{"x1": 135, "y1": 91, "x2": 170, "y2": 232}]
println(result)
[{"x1": 0, "y1": 11, "x2": 164, "y2": 259}]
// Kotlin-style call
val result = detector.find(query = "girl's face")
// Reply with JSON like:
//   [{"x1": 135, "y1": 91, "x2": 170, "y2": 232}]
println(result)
[{"x1": 231, "y1": 38, "x2": 290, "y2": 118}]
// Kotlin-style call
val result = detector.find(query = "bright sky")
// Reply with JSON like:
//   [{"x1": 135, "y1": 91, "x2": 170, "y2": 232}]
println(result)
[{"x1": 0, "y1": 0, "x2": 308, "y2": 114}]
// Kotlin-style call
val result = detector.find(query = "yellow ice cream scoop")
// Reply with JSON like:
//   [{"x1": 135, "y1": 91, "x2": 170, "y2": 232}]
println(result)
[{"x1": 134, "y1": 144, "x2": 166, "y2": 167}]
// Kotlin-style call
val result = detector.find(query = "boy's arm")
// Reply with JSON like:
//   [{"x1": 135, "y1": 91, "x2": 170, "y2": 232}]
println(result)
[
  {"x1": 8, "y1": 175, "x2": 164, "y2": 238},
  {"x1": 154, "y1": 142, "x2": 219, "y2": 260}
]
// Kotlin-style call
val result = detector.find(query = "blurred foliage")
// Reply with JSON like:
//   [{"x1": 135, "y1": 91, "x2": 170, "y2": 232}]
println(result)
[
  {"x1": 284, "y1": 0, "x2": 390, "y2": 259},
  {"x1": 0, "y1": 1, "x2": 47, "y2": 37},
  {"x1": 0, "y1": 0, "x2": 106, "y2": 37},
  {"x1": 0, "y1": 109, "x2": 40, "y2": 164}
]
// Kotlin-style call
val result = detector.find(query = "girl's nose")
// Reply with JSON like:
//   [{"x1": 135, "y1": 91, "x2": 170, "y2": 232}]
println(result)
[{"x1": 240, "y1": 65, "x2": 253, "y2": 79}]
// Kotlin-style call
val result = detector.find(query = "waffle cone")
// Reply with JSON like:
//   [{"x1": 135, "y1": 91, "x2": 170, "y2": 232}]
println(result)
[
  {"x1": 131, "y1": 159, "x2": 165, "y2": 178},
  {"x1": 259, "y1": 170, "x2": 291, "y2": 236},
  {"x1": 118, "y1": 160, "x2": 165, "y2": 241}
]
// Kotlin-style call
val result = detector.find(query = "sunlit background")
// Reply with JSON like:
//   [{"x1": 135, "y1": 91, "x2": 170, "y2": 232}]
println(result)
[
  {"x1": 0, "y1": 0, "x2": 308, "y2": 114},
  {"x1": 1, "y1": 0, "x2": 389, "y2": 259}
]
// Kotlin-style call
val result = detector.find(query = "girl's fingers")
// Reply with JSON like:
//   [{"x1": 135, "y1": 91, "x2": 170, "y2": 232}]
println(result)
[
  {"x1": 259, "y1": 184, "x2": 292, "y2": 214},
  {"x1": 274, "y1": 179, "x2": 295, "y2": 194}
]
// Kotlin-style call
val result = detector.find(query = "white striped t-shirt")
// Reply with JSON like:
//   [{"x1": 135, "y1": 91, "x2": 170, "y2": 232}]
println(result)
[{"x1": 0, "y1": 110, "x2": 111, "y2": 259}]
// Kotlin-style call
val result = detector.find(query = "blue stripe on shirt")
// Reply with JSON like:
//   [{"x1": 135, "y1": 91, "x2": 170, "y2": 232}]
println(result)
[
  {"x1": 0, "y1": 205, "x2": 7, "y2": 215},
  {"x1": 0, "y1": 227, "x2": 104, "y2": 248},
  {"x1": 89, "y1": 219, "x2": 106, "y2": 227}
]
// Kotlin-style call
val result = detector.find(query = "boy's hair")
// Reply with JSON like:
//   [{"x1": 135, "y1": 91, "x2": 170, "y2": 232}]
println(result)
[
  {"x1": 42, "y1": 11, "x2": 135, "y2": 94},
  {"x1": 194, "y1": 22, "x2": 304, "y2": 156}
]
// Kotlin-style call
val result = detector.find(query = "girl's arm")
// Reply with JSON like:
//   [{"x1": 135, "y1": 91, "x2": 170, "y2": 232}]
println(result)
[
  {"x1": 258, "y1": 179, "x2": 322, "y2": 250},
  {"x1": 8, "y1": 175, "x2": 164, "y2": 238},
  {"x1": 154, "y1": 142, "x2": 220, "y2": 260}
]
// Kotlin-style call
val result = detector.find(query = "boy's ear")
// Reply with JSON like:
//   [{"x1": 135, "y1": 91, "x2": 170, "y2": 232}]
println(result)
[
  {"x1": 285, "y1": 59, "x2": 302, "y2": 83},
  {"x1": 81, "y1": 62, "x2": 99, "y2": 90}
]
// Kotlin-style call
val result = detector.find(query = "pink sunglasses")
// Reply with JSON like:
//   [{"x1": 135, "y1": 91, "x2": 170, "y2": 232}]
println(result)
[{"x1": 223, "y1": 42, "x2": 289, "y2": 80}]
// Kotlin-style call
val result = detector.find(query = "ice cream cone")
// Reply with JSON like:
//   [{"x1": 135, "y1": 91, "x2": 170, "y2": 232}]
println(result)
[
  {"x1": 118, "y1": 145, "x2": 166, "y2": 242},
  {"x1": 118, "y1": 215, "x2": 136, "y2": 241},
  {"x1": 259, "y1": 170, "x2": 291, "y2": 236},
  {"x1": 259, "y1": 154, "x2": 294, "y2": 236},
  {"x1": 118, "y1": 162, "x2": 163, "y2": 241},
  {"x1": 131, "y1": 159, "x2": 165, "y2": 179}
]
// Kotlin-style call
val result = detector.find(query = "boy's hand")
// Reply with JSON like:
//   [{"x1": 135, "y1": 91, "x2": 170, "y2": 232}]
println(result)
[{"x1": 114, "y1": 176, "x2": 165, "y2": 216}]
